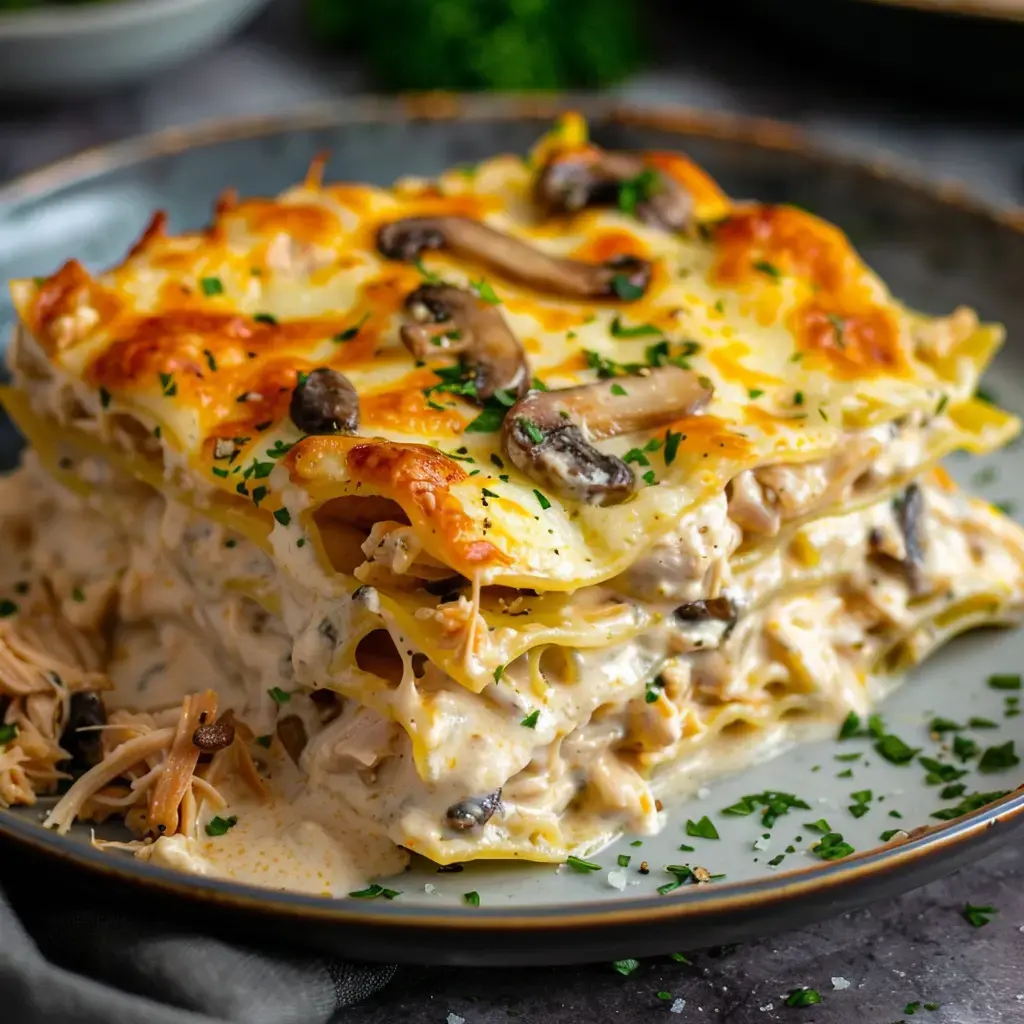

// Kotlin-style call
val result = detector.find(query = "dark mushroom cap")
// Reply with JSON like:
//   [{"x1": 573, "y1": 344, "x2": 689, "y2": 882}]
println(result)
[
  {"x1": 445, "y1": 789, "x2": 502, "y2": 831},
  {"x1": 377, "y1": 215, "x2": 652, "y2": 302},
  {"x1": 290, "y1": 368, "x2": 359, "y2": 436},
  {"x1": 401, "y1": 284, "x2": 530, "y2": 400},
  {"x1": 60, "y1": 691, "x2": 106, "y2": 768},
  {"x1": 502, "y1": 367, "x2": 713, "y2": 506},
  {"x1": 535, "y1": 148, "x2": 693, "y2": 233}
]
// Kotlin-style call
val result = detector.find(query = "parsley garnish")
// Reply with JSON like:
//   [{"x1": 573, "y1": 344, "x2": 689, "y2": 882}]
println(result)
[
  {"x1": 785, "y1": 989, "x2": 821, "y2": 1007},
  {"x1": 159, "y1": 372, "x2": 177, "y2": 397},
  {"x1": 612, "y1": 958, "x2": 640, "y2": 976},
  {"x1": 849, "y1": 790, "x2": 872, "y2": 818},
  {"x1": 463, "y1": 890, "x2": 481, "y2": 907},
  {"x1": 267, "y1": 686, "x2": 291, "y2": 705},
  {"x1": 492, "y1": 665, "x2": 504, "y2": 684},
  {"x1": 334, "y1": 311, "x2": 371, "y2": 342},
  {"x1": 610, "y1": 383, "x2": 628, "y2": 396},
  {"x1": 931, "y1": 790, "x2": 1010, "y2": 821},
  {"x1": 929, "y1": 716, "x2": 963, "y2": 734},
  {"x1": 952, "y1": 735, "x2": 980, "y2": 762},
  {"x1": 566, "y1": 855, "x2": 601, "y2": 873},
  {"x1": 471, "y1": 278, "x2": 500, "y2": 304},
  {"x1": 969, "y1": 717, "x2": 998, "y2": 729},
  {"x1": 748, "y1": 388, "x2": 764, "y2": 400},
  {"x1": 811, "y1": 832, "x2": 855, "y2": 860},
  {"x1": 936, "y1": 393, "x2": 949, "y2": 415},
  {"x1": 519, "y1": 418, "x2": 546, "y2": 444},
  {"x1": 975, "y1": 386, "x2": 997, "y2": 405},
  {"x1": 273, "y1": 508, "x2": 291, "y2": 527},
  {"x1": 0, "y1": 723, "x2": 19, "y2": 745},
  {"x1": 988, "y1": 673, "x2": 1021, "y2": 690},
  {"x1": 349, "y1": 884, "x2": 401, "y2": 900},
  {"x1": 413, "y1": 258, "x2": 442, "y2": 283},
  {"x1": 255, "y1": 735, "x2": 272, "y2": 749},
  {"x1": 918, "y1": 756, "x2": 968, "y2": 785},
  {"x1": 721, "y1": 791, "x2": 810, "y2": 828},
  {"x1": 533, "y1": 489, "x2": 551, "y2": 511},
  {"x1": 610, "y1": 316, "x2": 661, "y2": 339},
  {"x1": 978, "y1": 740, "x2": 1019, "y2": 773},
  {"x1": 663, "y1": 429, "x2": 683, "y2": 466},
  {"x1": 521, "y1": 709, "x2": 540, "y2": 729},
  {"x1": 71, "y1": 587, "x2": 85, "y2": 603},
  {"x1": 617, "y1": 854, "x2": 631, "y2": 867},
  {"x1": 200, "y1": 276, "x2": 224, "y2": 297},
  {"x1": 752, "y1": 259, "x2": 781, "y2": 280},
  {"x1": 0, "y1": 600, "x2": 18, "y2": 619},
  {"x1": 875, "y1": 733, "x2": 920, "y2": 765},
  {"x1": 617, "y1": 168, "x2": 660, "y2": 217},
  {"x1": 880, "y1": 829, "x2": 905, "y2": 842},
  {"x1": 962, "y1": 902, "x2": 997, "y2": 927},
  {"x1": 804, "y1": 818, "x2": 831, "y2": 834},
  {"x1": 611, "y1": 274, "x2": 644, "y2": 301},
  {"x1": 685, "y1": 815, "x2": 719, "y2": 840},
  {"x1": 253, "y1": 312, "x2": 278, "y2": 325},
  {"x1": 205, "y1": 815, "x2": 238, "y2": 837}
]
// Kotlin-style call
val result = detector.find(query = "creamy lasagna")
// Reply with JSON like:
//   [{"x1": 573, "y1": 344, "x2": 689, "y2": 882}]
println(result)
[{"x1": 1, "y1": 114, "x2": 1022, "y2": 895}]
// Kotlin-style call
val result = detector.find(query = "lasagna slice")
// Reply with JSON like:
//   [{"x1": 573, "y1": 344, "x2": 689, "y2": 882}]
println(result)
[{"x1": 1, "y1": 114, "x2": 1022, "y2": 893}]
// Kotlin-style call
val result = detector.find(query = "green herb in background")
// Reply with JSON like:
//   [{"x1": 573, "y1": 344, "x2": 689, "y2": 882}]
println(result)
[{"x1": 306, "y1": 0, "x2": 646, "y2": 91}]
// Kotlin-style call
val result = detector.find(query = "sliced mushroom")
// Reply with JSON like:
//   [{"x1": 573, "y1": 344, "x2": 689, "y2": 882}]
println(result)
[
  {"x1": 445, "y1": 789, "x2": 502, "y2": 831},
  {"x1": 290, "y1": 368, "x2": 359, "y2": 435},
  {"x1": 502, "y1": 366, "x2": 713, "y2": 506},
  {"x1": 276, "y1": 714, "x2": 308, "y2": 766},
  {"x1": 674, "y1": 597, "x2": 736, "y2": 623},
  {"x1": 377, "y1": 216, "x2": 651, "y2": 301},
  {"x1": 60, "y1": 692, "x2": 105, "y2": 768},
  {"x1": 192, "y1": 720, "x2": 236, "y2": 753},
  {"x1": 891, "y1": 482, "x2": 926, "y2": 594},
  {"x1": 401, "y1": 284, "x2": 529, "y2": 400},
  {"x1": 535, "y1": 149, "x2": 692, "y2": 233}
]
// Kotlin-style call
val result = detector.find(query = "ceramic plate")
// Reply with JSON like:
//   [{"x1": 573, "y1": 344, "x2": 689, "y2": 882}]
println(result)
[{"x1": 1, "y1": 97, "x2": 1023, "y2": 965}]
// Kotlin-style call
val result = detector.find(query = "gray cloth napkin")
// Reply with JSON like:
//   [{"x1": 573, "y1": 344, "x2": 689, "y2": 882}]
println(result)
[{"x1": 0, "y1": 883, "x2": 395, "y2": 1024}]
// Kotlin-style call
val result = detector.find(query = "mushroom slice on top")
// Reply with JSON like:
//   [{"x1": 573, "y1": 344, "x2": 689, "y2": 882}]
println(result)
[
  {"x1": 290, "y1": 368, "x2": 359, "y2": 435},
  {"x1": 401, "y1": 284, "x2": 530, "y2": 400},
  {"x1": 535, "y1": 148, "x2": 693, "y2": 233},
  {"x1": 502, "y1": 366, "x2": 713, "y2": 506},
  {"x1": 377, "y1": 216, "x2": 651, "y2": 301}
]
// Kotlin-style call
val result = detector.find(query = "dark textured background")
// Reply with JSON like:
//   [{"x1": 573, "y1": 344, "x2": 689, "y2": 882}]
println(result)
[{"x1": 1, "y1": 2, "x2": 1023, "y2": 1020}]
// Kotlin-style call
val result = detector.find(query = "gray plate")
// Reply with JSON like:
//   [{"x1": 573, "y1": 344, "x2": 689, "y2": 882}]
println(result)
[{"x1": 1, "y1": 97, "x2": 1023, "y2": 965}]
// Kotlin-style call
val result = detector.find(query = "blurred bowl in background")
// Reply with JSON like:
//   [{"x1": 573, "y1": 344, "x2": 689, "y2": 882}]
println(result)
[{"x1": 0, "y1": 0, "x2": 272, "y2": 97}]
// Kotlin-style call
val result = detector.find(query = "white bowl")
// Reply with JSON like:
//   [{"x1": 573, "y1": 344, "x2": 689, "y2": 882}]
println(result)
[{"x1": 0, "y1": 0, "x2": 273, "y2": 96}]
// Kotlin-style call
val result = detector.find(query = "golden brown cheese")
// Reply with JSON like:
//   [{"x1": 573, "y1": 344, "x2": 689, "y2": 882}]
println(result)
[{"x1": 7, "y1": 115, "x2": 1017, "y2": 593}]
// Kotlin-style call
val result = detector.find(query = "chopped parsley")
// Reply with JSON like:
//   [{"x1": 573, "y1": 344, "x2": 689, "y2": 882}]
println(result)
[
  {"x1": 811, "y1": 832, "x2": 855, "y2": 861},
  {"x1": 204, "y1": 815, "x2": 238, "y2": 837},
  {"x1": 931, "y1": 789, "x2": 1010, "y2": 821},
  {"x1": 978, "y1": 741, "x2": 1019, "y2": 773},
  {"x1": 975, "y1": 385, "x2": 997, "y2": 405},
  {"x1": 918, "y1": 756, "x2": 968, "y2": 785},
  {"x1": 413, "y1": 258, "x2": 442, "y2": 283},
  {"x1": 785, "y1": 988, "x2": 821, "y2": 1007},
  {"x1": 748, "y1": 388, "x2": 764, "y2": 400},
  {"x1": 267, "y1": 686, "x2": 291, "y2": 705},
  {"x1": 952, "y1": 735, "x2": 980, "y2": 762},
  {"x1": 804, "y1": 818, "x2": 832, "y2": 834},
  {"x1": 471, "y1": 278, "x2": 500, "y2": 304},
  {"x1": 669, "y1": 952, "x2": 692, "y2": 964},
  {"x1": 492, "y1": 665, "x2": 504, "y2": 684},
  {"x1": 642, "y1": 470, "x2": 657, "y2": 486},
  {"x1": 349, "y1": 884, "x2": 401, "y2": 900},
  {"x1": 968, "y1": 717, "x2": 998, "y2": 729},
  {"x1": 200, "y1": 276, "x2": 224, "y2": 297},
  {"x1": 612, "y1": 958, "x2": 640, "y2": 976},
  {"x1": 940, "y1": 783, "x2": 966, "y2": 799},
  {"x1": 793, "y1": 390, "x2": 804, "y2": 407},
  {"x1": 875, "y1": 733, "x2": 920, "y2": 765},
  {"x1": 519, "y1": 418, "x2": 546, "y2": 444},
  {"x1": 848, "y1": 790, "x2": 872, "y2": 818},
  {"x1": 962, "y1": 902, "x2": 997, "y2": 927},
  {"x1": 253, "y1": 312, "x2": 278, "y2": 326},
  {"x1": 617, "y1": 854, "x2": 631, "y2": 868},
  {"x1": 610, "y1": 383, "x2": 628, "y2": 396},
  {"x1": 159, "y1": 372, "x2": 177, "y2": 397},
  {"x1": 463, "y1": 890, "x2": 481, "y2": 907},
  {"x1": 988, "y1": 673, "x2": 1021, "y2": 690},
  {"x1": 617, "y1": 168, "x2": 660, "y2": 217},
  {"x1": 720, "y1": 791, "x2": 810, "y2": 828},
  {"x1": 685, "y1": 815, "x2": 719, "y2": 840},
  {"x1": 0, "y1": 723, "x2": 19, "y2": 745},
  {"x1": 0, "y1": 600, "x2": 18, "y2": 619},
  {"x1": 611, "y1": 274, "x2": 644, "y2": 301},
  {"x1": 71, "y1": 587, "x2": 85, "y2": 603},
  {"x1": 272, "y1": 508, "x2": 291, "y2": 527},
  {"x1": 533, "y1": 489, "x2": 552, "y2": 511},
  {"x1": 520, "y1": 709, "x2": 540, "y2": 729},
  {"x1": 880, "y1": 829, "x2": 906, "y2": 842},
  {"x1": 929, "y1": 716, "x2": 963, "y2": 734},
  {"x1": 334, "y1": 312, "x2": 371, "y2": 342},
  {"x1": 624, "y1": 448, "x2": 650, "y2": 467},
  {"x1": 610, "y1": 316, "x2": 661, "y2": 338},
  {"x1": 255, "y1": 735, "x2": 272, "y2": 749},
  {"x1": 566, "y1": 855, "x2": 601, "y2": 873},
  {"x1": 663, "y1": 429, "x2": 683, "y2": 466},
  {"x1": 752, "y1": 259, "x2": 781, "y2": 280}
]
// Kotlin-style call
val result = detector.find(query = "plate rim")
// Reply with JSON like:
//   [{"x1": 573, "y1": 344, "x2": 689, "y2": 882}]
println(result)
[{"x1": 2, "y1": 92, "x2": 1023, "y2": 937}]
